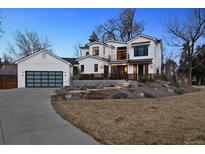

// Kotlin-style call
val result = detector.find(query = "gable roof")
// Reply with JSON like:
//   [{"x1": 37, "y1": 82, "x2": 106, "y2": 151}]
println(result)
[
  {"x1": 15, "y1": 50, "x2": 72, "y2": 65},
  {"x1": 127, "y1": 34, "x2": 160, "y2": 44},
  {"x1": 105, "y1": 40, "x2": 127, "y2": 44},
  {"x1": 76, "y1": 55, "x2": 108, "y2": 62},
  {"x1": 61, "y1": 57, "x2": 78, "y2": 65}
]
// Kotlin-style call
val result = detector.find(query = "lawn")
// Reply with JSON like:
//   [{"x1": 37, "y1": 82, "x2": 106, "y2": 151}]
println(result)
[{"x1": 52, "y1": 89, "x2": 205, "y2": 144}]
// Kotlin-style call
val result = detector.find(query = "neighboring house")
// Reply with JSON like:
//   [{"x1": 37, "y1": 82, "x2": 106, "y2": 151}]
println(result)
[
  {"x1": 78, "y1": 34, "x2": 162, "y2": 80},
  {"x1": 15, "y1": 50, "x2": 72, "y2": 88}
]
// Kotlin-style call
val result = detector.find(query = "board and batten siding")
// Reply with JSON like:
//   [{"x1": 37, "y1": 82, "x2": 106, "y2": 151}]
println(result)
[{"x1": 17, "y1": 51, "x2": 71, "y2": 88}]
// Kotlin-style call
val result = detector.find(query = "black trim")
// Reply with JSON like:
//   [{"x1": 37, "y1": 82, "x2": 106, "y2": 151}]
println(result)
[{"x1": 25, "y1": 71, "x2": 63, "y2": 88}]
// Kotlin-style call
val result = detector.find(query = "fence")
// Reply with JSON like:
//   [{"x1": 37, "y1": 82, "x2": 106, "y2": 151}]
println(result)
[{"x1": 0, "y1": 75, "x2": 17, "y2": 89}]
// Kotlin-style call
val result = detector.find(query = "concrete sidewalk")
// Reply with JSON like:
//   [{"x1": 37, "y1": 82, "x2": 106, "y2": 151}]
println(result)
[{"x1": 0, "y1": 88, "x2": 100, "y2": 145}]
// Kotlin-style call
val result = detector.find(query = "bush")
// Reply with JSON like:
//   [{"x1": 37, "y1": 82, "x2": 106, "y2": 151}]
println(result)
[
  {"x1": 112, "y1": 91, "x2": 128, "y2": 99},
  {"x1": 141, "y1": 77, "x2": 154, "y2": 83}
]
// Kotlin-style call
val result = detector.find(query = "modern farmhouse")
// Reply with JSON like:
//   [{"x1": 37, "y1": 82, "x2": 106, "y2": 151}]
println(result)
[
  {"x1": 77, "y1": 34, "x2": 162, "y2": 80},
  {"x1": 14, "y1": 34, "x2": 162, "y2": 88}
]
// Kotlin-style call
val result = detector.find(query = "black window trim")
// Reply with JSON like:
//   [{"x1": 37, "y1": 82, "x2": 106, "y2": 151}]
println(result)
[
  {"x1": 133, "y1": 45, "x2": 148, "y2": 57},
  {"x1": 94, "y1": 64, "x2": 98, "y2": 72}
]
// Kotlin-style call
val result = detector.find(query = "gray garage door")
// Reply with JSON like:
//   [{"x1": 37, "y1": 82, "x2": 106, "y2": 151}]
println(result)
[{"x1": 25, "y1": 71, "x2": 63, "y2": 88}]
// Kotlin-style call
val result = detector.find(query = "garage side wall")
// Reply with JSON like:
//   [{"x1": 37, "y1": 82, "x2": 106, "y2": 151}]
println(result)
[{"x1": 17, "y1": 52, "x2": 71, "y2": 88}]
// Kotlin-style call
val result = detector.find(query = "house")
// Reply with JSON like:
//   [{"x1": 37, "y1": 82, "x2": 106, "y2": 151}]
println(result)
[
  {"x1": 15, "y1": 50, "x2": 72, "y2": 88},
  {"x1": 14, "y1": 34, "x2": 162, "y2": 88},
  {"x1": 78, "y1": 34, "x2": 162, "y2": 80}
]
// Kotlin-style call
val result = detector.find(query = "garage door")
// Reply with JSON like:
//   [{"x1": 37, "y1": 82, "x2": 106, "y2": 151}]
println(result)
[{"x1": 25, "y1": 71, "x2": 63, "y2": 88}]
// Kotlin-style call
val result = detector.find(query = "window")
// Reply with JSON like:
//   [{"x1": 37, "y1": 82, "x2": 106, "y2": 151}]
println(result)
[
  {"x1": 86, "y1": 52, "x2": 89, "y2": 55},
  {"x1": 117, "y1": 46, "x2": 127, "y2": 60},
  {"x1": 103, "y1": 47, "x2": 105, "y2": 55},
  {"x1": 134, "y1": 45, "x2": 148, "y2": 56},
  {"x1": 81, "y1": 65, "x2": 84, "y2": 72},
  {"x1": 93, "y1": 47, "x2": 99, "y2": 56},
  {"x1": 94, "y1": 64, "x2": 98, "y2": 72}
]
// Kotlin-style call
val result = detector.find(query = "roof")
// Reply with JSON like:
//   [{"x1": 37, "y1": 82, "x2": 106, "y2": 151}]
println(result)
[
  {"x1": 105, "y1": 40, "x2": 127, "y2": 44},
  {"x1": 61, "y1": 58, "x2": 78, "y2": 65},
  {"x1": 76, "y1": 55, "x2": 108, "y2": 62},
  {"x1": 15, "y1": 50, "x2": 72, "y2": 66},
  {"x1": 127, "y1": 34, "x2": 161, "y2": 44},
  {"x1": 0, "y1": 64, "x2": 17, "y2": 75}
]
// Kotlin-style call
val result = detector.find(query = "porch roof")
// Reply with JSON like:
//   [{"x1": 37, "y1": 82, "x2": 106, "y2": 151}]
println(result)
[{"x1": 128, "y1": 58, "x2": 153, "y2": 64}]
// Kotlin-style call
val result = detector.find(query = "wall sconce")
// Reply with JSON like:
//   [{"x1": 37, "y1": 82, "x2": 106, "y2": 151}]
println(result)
[
  {"x1": 21, "y1": 72, "x2": 24, "y2": 76},
  {"x1": 64, "y1": 72, "x2": 66, "y2": 76}
]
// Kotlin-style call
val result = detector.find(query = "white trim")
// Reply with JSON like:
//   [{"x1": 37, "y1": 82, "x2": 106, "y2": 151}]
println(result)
[
  {"x1": 76, "y1": 55, "x2": 108, "y2": 62},
  {"x1": 15, "y1": 50, "x2": 72, "y2": 65},
  {"x1": 127, "y1": 34, "x2": 159, "y2": 44},
  {"x1": 104, "y1": 40, "x2": 127, "y2": 44},
  {"x1": 86, "y1": 41, "x2": 106, "y2": 46}
]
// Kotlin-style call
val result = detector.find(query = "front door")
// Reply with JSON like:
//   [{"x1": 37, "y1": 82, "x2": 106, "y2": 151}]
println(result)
[{"x1": 138, "y1": 65, "x2": 144, "y2": 80}]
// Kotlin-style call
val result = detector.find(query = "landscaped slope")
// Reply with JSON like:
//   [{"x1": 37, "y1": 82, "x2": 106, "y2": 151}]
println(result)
[{"x1": 52, "y1": 89, "x2": 205, "y2": 144}]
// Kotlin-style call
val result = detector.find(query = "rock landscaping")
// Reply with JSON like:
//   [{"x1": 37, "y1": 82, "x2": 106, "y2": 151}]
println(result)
[{"x1": 51, "y1": 80, "x2": 199, "y2": 102}]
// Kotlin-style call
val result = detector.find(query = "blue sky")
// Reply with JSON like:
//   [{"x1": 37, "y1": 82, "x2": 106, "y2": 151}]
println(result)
[{"x1": 0, "y1": 8, "x2": 188, "y2": 58}]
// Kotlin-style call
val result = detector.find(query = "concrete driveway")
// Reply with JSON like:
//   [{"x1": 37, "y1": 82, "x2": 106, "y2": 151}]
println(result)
[{"x1": 0, "y1": 88, "x2": 100, "y2": 145}]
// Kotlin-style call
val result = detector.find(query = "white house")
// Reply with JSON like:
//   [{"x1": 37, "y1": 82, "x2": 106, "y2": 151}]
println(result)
[
  {"x1": 78, "y1": 34, "x2": 163, "y2": 80},
  {"x1": 15, "y1": 50, "x2": 72, "y2": 88},
  {"x1": 15, "y1": 34, "x2": 162, "y2": 88}
]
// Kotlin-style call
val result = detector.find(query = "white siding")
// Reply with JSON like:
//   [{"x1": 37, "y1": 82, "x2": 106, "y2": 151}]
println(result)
[
  {"x1": 17, "y1": 51, "x2": 71, "y2": 88},
  {"x1": 78, "y1": 57, "x2": 108, "y2": 74},
  {"x1": 128, "y1": 36, "x2": 162, "y2": 74}
]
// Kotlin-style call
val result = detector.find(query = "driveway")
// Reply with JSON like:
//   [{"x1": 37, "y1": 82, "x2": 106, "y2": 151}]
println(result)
[{"x1": 0, "y1": 88, "x2": 100, "y2": 145}]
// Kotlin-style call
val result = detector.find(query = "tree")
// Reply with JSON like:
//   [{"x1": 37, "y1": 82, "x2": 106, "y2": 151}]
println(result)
[
  {"x1": 0, "y1": 11, "x2": 5, "y2": 37},
  {"x1": 96, "y1": 8, "x2": 144, "y2": 42},
  {"x1": 73, "y1": 43, "x2": 81, "y2": 58},
  {"x1": 166, "y1": 8, "x2": 205, "y2": 86},
  {"x1": 4, "y1": 30, "x2": 52, "y2": 61},
  {"x1": 164, "y1": 55, "x2": 177, "y2": 83},
  {"x1": 192, "y1": 45, "x2": 205, "y2": 85},
  {"x1": 89, "y1": 31, "x2": 99, "y2": 43}
]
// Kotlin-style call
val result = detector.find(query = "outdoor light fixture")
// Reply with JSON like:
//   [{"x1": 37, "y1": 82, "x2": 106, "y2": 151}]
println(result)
[
  {"x1": 64, "y1": 72, "x2": 66, "y2": 76},
  {"x1": 21, "y1": 72, "x2": 24, "y2": 76}
]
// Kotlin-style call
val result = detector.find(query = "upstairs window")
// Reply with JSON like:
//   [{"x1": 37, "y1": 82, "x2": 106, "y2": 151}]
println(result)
[
  {"x1": 86, "y1": 52, "x2": 89, "y2": 55},
  {"x1": 134, "y1": 45, "x2": 148, "y2": 57},
  {"x1": 81, "y1": 65, "x2": 84, "y2": 72},
  {"x1": 94, "y1": 64, "x2": 98, "y2": 72},
  {"x1": 93, "y1": 47, "x2": 99, "y2": 56}
]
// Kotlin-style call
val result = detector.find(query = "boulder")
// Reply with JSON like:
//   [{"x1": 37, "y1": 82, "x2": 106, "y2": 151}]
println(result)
[{"x1": 137, "y1": 92, "x2": 145, "y2": 97}]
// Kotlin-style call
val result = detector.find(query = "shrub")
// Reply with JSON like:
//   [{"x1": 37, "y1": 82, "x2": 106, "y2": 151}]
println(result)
[
  {"x1": 112, "y1": 91, "x2": 128, "y2": 99},
  {"x1": 141, "y1": 77, "x2": 154, "y2": 83}
]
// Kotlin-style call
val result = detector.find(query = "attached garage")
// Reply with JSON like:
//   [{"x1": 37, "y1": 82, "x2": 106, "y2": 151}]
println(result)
[{"x1": 15, "y1": 50, "x2": 71, "y2": 88}]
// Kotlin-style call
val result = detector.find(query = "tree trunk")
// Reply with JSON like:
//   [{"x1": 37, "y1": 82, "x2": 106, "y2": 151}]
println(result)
[{"x1": 188, "y1": 67, "x2": 192, "y2": 87}]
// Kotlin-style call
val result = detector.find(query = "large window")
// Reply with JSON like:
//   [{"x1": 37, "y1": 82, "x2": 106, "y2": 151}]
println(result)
[
  {"x1": 94, "y1": 64, "x2": 98, "y2": 72},
  {"x1": 93, "y1": 47, "x2": 99, "y2": 56},
  {"x1": 81, "y1": 65, "x2": 84, "y2": 72},
  {"x1": 117, "y1": 46, "x2": 127, "y2": 60},
  {"x1": 134, "y1": 45, "x2": 148, "y2": 56}
]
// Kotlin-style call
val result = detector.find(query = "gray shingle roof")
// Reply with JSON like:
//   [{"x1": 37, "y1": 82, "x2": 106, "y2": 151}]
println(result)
[{"x1": 61, "y1": 57, "x2": 78, "y2": 65}]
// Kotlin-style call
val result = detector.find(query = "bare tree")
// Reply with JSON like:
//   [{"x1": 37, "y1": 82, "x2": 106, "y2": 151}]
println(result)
[
  {"x1": 4, "y1": 30, "x2": 52, "y2": 61},
  {"x1": 96, "y1": 9, "x2": 144, "y2": 42},
  {"x1": 0, "y1": 11, "x2": 5, "y2": 37},
  {"x1": 166, "y1": 8, "x2": 205, "y2": 86},
  {"x1": 164, "y1": 53, "x2": 177, "y2": 83},
  {"x1": 73, "y1": 43, "x2": 81, "y2": 58}
]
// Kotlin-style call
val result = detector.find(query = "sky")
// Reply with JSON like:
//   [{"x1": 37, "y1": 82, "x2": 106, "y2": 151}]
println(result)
[{"x1": 0, "y1": 8, "x2": 188, "y2": 58}]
